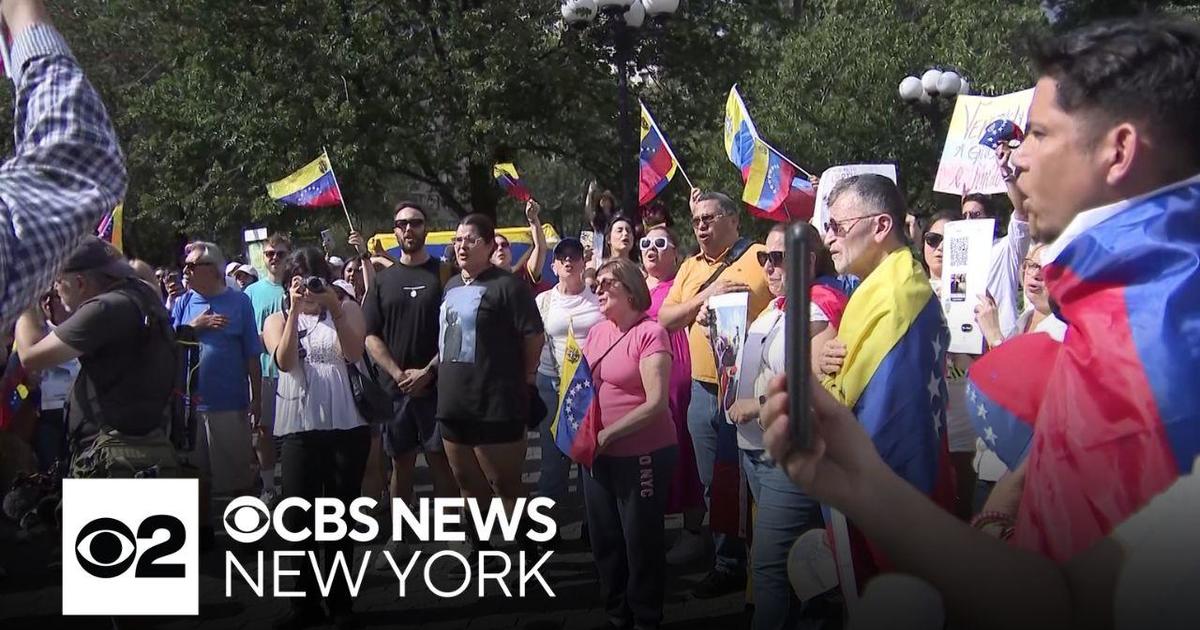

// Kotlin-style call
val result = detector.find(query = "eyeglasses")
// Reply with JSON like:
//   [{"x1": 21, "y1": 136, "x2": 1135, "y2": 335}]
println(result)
[
  {"x1": 596, "y1": 277, "x2": 623, "y2": 294},
  {"x1": 923, "y1": 233, "x2": 944, "y2": 249},
  {"x1": 824, "y1": 214, "x2": 883, "y2": 238},
  {"x1": 452, "y1": 235, "x2": 483, "y2": 247},
  {"x1": 756, "y1": 251, "x2": 785, "y2": 268},
  {"x1": 639, "y1": 236, "x2": 672, "y2": 252},
  {"x1": 394, "y1": 218, "x2": 425, "y2": 231},
  {"x1": 1023, "y1": 260, "x2": 1043, "y2": 275},
  {"x1": 182, "y1": 261, "x2": 215, "y2": 272},
  {"x1": 691, "y1": 212, "x2": 727, "y2": 228},
  {"x1": 263, "y1": 250, "x2": 288, "y2": 259}
]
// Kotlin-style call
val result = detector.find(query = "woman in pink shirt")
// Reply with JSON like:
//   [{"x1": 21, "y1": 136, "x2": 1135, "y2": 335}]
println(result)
[
  {"x1": 642, "y1": 221, "x2": 706, "y2": 563},
  {"x1": 584, "y1": 257, "x2": 676, "y2": 630}
]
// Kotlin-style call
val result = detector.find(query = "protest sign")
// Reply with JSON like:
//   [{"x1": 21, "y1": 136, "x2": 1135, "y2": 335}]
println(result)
[
  {"x1": 811, "y1": 164, "x2": 898, "y2": 236},
  {"x1": 941, "y1": 218, "x2": 995, "y2": 354},
  {"x1": 934, "y1": 89, "x2": 1034, "y2": 195}
]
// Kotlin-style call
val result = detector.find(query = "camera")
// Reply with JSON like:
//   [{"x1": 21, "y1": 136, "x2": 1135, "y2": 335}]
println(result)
[{"x1": 304, "y1": 276, "x2": 327, "y2": 293}]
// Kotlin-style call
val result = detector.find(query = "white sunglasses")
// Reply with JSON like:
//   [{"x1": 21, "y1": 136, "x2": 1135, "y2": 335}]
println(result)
[{"x1": 638, "y1": 236, "x2": 673, "y2": 252}]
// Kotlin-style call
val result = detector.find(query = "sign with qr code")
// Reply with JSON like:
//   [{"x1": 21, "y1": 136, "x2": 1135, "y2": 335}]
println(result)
[
  {"x1": 934, "y1": 89, "x2": 1034, "y2": 195},
  {"x1": 811, "y1": 164, "x2": 898, "y2": 237},
  {"x1": 941, "y1": 219, "x2": 995, "y2": 354}
]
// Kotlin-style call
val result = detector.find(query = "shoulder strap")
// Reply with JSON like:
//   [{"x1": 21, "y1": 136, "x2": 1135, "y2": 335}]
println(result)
[
  {"x1": 590, "y1": 316, "x2": 648, "y2": 380},
  {"x1": 696, "y1": 238, "x2": 753, "y2": 294}
]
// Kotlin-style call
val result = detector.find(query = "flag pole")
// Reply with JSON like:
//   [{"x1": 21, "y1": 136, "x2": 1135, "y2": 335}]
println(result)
[{"x1": 322, "y1": 146, "x2": 356, "y2": 230}]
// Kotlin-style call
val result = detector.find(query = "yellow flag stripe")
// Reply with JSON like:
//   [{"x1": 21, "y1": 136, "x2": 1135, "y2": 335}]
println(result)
[
  {"x1": 823, "y1": 248, "x2": 934, "y2": 407},
  {"x1": 266, "y1": 152, "x2": 331, "y2": 200}
]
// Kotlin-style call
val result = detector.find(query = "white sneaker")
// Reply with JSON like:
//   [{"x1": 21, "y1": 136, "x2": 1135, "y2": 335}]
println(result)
[
  {"x1": 374, "y1": 539, "x2": 413, "y2": 571},
  {"x1": 665, "y1": 528, "x2": 709, "y2": 566}
]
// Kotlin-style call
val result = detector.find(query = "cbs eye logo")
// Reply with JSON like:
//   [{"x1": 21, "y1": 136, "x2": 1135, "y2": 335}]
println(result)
[
  {"x1": 224, "y1": 496, "x2": 272, "y2": 543},
  {"x1": 75, "y1": 515, "x2": 187, "y2": 579}
]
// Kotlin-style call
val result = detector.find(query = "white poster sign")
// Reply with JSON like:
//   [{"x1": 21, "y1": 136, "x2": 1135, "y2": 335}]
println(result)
[
  {"x1": 933, "y1": 89, "x2": 1034, "y2": 195},
  {"x1": 707, "y1": 292, "x2": 749, "y2": 423},
  {"x1": 812, "y1": 164, "x2": 899, "y2": 237},
  {"x1": 941, "y1": 218, "x2": 995, "y2": 354}
]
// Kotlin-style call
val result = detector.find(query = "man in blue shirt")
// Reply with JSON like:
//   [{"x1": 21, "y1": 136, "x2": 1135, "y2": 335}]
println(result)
[
  {"x1": 243, "y1": 233, "x2": 290, "y2": 504},
  {"x1": 172, "y1": 241, "x2": 263, "y2": 516}
]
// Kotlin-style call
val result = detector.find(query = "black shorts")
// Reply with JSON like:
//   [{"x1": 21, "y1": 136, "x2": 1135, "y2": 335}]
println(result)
[
  {"x1": 381, "y1": 394, "x2": 442, "y2": 458},
  {"x1": 438, "y1": 417, "x2": 526, "y2": 446}
]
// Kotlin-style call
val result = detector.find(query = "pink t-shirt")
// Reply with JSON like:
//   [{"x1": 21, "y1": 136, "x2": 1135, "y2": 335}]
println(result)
[{"x1": 584, "y1": 317, "x2": 677, "y2": 457}]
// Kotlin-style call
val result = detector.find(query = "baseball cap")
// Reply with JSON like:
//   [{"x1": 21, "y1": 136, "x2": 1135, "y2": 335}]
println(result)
[
  {"x1": 62, "y1": 237, "x2": 138, "y2": 279},
  {"x1": 553, "y1": 237, "x2": 585, "y2": 258},
  {"x1": 236, "y1": 264, "x2": 258, "y2": 278},
  {"x1": 225, "y1": 261, "x2": 241, "y2": 276}
]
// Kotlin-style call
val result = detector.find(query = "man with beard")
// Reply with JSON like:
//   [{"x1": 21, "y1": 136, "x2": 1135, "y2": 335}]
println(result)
[{"x1": 363, "y1": 201, "x2": 459, "y2": 564}]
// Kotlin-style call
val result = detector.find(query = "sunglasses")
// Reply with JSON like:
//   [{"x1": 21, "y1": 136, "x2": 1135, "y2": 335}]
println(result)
[
  {"x1": 263, "y1": 250, "x2": 288, "y2": 259},
  {"x1": 182, "y1": 261, "x2": 215, "y2": 272},
  {"x1": 555, "y1": 251, "x2": 583, "y2": 262},
  {"x1": 756, "y1": 251, "x2": 785, "y2": 268},
  {"x1": 596, "y1": 277, "x2": 623, "y2": 294},
  {"x1": 824, "y1": 214, "x2": 882, "y2": 238},
  {"x1": 923, "y1": 233, "x2": 944, "y2": 248},
  {"x1": 394, "y1": 218, "x2": 425, "y2": 230},
  {"x1": 691, "y1": 213, "x2": 726, "y2": 228},
  {"x1": 638, "y1": 236, "x2": 672, "y2": 252}
]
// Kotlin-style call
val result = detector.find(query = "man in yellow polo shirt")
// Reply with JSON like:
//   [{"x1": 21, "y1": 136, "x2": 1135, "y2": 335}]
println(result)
[{"x1": 659, "y1": 189, "x2": 772, "y2": 598}]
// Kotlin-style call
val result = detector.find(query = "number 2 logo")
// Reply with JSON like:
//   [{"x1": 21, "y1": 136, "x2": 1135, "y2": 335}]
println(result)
[{"x1": 75, "y1": 515, "x2": 187, "y2": 579}]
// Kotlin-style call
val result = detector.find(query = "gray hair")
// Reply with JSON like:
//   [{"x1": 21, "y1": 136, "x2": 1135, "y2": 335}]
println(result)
[
  {"x1": 826, "y1": 174, "x2": 907, "y2": 231},
  {"x1": 185, "y1": 241, "x2": 226, "y2": 270},
  {"x1": 695, "y1": 191, "x2": 740, "y2": 218}
]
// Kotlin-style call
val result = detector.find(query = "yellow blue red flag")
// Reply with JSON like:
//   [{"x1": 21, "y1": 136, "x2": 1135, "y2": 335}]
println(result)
[
  {"x1": 638, "y1": 100, "x2": 679, "y2": 206},
  {"x1": 724, "y1": 85, "x2": 758, "y2": 171},
  {"x1": 267, "y1": 151, "x2": 343, "y2": 208},
  {"x1": 96, "y1": 203, "x2": 123, "y2": 253},
  {"x1": 493, "y1": 163, "x2": 532, "y2": 202},
  {"x1": 552, "y1": 326, "x2": 600, "y2": 467}
]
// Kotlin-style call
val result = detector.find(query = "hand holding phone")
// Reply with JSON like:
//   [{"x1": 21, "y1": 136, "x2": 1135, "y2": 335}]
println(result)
[{"x1": 785, "y1": 223, "x2": 813, "y2": 449}]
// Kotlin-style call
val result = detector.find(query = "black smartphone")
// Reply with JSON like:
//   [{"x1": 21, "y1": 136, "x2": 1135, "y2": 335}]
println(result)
[{"x1": 785, "y1": 223, "x2": 812, "y2": 449}]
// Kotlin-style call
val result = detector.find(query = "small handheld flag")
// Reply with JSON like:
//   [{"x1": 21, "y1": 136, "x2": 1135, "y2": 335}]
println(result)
[
  {"x1": 552, "y1": 327, "x2": 600, "y2": 467},
  {"x1": 267, "y1": 151, "x2": 343, "y2": 208},
  {"x1": 638, "y1": 101, "x2": 691, "y2": 206},
  {"x1": 979, "y1": 119, "x2": 1025, "y2": 149},
  {"x1": 724, "y1": 85, "x2": 758, "y2": 171},
  {"x1": 494, "y1": 163, "x2": 533, "y2": 202},
  {"x1": 96, "y1": 203, "x2": 124, "y2": 253}
]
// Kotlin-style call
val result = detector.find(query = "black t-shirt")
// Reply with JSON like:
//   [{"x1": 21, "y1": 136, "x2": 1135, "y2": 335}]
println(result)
[
  {"x1": 54, "y1": 280, "x2": 176, "y2": 444},
  {"x1": 437, "y1": 266, "x2": 544, "y2": 423},
  {"x1": 362, "y1": 257, "x2": 444, "y2": 394}
]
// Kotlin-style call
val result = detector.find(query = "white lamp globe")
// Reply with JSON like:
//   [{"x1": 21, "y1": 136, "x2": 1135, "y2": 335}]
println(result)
[
  {"x1": 624, "y1": 0, "x2": 646, "y2": 28},
  {"x1": 937, "y1": 71, "x2": 962, "y2": 96},
  {"x1": 643, "y1": 0, "x2": 680, "y2": 15},
  {"x1": 562, "y1": 0, "x2": 598, "y2": 27},
  {"x1": 921, "y1": 69, "x2": 944, "y2": 95},
  {"x1": 898, "y1": 76, "x2": 924, "y2": 102}
]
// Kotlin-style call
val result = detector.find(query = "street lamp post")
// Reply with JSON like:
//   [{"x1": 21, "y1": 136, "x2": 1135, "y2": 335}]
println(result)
[
  {"x1": 561, "y1": 0, "x2": 680, "y2": 217},
  {"x1": 898, "y1": 67, "x2": 970, "y2": 136}
]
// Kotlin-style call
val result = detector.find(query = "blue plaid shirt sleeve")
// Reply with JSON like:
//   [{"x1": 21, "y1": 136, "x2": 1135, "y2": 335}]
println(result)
[{"x1": 0, "y1": 24, "x2": 128, "y2": 329}]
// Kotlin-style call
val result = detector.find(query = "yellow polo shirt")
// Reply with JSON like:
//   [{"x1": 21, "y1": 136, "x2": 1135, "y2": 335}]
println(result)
[{"x1": 664, "y1": 241, "x2": 772, "y2": 384}]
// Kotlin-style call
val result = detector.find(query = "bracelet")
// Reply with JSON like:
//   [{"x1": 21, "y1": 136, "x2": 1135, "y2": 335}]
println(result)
[{"x1": 970, "y1": 511, "x2": 1015, "y2": 531}]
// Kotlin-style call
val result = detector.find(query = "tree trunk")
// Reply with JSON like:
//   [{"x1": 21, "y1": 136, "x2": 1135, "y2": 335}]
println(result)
[{"x1": 466, "y1": 162, "x2": 499, "y2": 219}]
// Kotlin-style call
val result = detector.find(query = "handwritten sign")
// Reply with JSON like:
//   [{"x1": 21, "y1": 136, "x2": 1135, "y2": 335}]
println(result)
[{"x1": 934, "y1": 89, "x2": 1034, "y2": 195}]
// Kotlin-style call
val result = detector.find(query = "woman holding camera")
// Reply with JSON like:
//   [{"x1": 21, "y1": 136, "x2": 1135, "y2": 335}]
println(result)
[{"x1": 262, "y1": 247, "x2": 369, "y2": 630}]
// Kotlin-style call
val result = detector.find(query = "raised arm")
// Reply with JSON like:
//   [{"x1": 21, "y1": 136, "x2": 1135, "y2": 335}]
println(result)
[
  {"x1": 524, "y1": 200, "x2": 547, "y2": 282},
  {"x1": 0, "y1": 3, "x2": 127, "y2": 328}
]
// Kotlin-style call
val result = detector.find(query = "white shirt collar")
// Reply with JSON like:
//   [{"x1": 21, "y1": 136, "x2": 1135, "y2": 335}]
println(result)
[{"x1": 1042, "y1": 172, "x2": 1200, "y2": 265}]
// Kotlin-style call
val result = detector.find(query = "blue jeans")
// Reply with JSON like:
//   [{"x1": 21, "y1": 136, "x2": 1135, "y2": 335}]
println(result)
[
  {"x1": 536, "y1": 373, "x2": 574, "y2": 502},
  {"x1": 686, "y1": 379, "x2": 746, "y2": 575},
  {"x1": 742, "y1": 449, "x2": 824, "y2": 630}
]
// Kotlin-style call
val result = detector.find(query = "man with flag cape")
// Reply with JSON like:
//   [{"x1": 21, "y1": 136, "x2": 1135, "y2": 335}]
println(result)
[{"x1": 817, "y1": 174, "x2": 955, "y2": 597}]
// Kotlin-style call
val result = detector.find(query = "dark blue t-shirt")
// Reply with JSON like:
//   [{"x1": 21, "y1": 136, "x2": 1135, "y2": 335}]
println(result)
[{"x1": 171, "y1": 288, "x2": 262, "y2": 411}]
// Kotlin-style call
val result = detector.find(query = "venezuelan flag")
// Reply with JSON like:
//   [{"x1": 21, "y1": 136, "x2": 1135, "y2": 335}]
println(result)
[
  {"x1": 266, "y1": 151, "x2": 343, "y2": 208},
  {"x1": 964, "y1": 333, "x2": 1052, "y2": 470},
  {"x1": 741, "y1": 140, "x2": 796, "y2": 217},
  {"x1": 973, "y1": 174, "x2": 1200, "y2": 562},
  {"x1": 96, "y1": 203, "x2": 124, "y2": 253},
  {"x1": 0, "y1": 348, "x2": 32, "y2": 432},
  {"x1": 494, "y1": 163, "x2": 532, "y2": 202},
  {"x1": 638, "y1": 101, "x2": 679, "y2": 207},
  {"x1": 824, "y1": 248, "x2": 950, "y2": 494},
  {"x1": 724, "y1": 85, "x2": 758, "y2": 171},
  {"x1": 552, "y1": 327, "x2": 600, "y2": 467}
]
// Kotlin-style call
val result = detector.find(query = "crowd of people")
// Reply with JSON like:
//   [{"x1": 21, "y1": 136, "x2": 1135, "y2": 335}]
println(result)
[{"x1": 1, "y1": 2, "x2": 1198, "y2": 630}]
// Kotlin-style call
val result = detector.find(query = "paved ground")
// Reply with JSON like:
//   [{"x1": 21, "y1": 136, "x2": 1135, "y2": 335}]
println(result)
[{"x1": 0, "y1": 431, "x2": 748, "y2": 630}]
